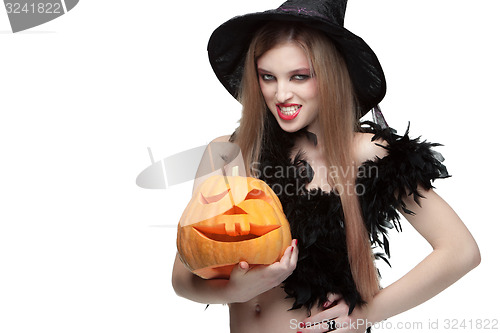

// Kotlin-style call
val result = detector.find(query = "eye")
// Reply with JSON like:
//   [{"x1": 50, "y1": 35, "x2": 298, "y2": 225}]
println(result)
[
  {"x1": 291, "y1": 74, "x2": 310, "y2": 81},
  {"x1": 260, "y1": 74, "x2": 275, "y2": 81}
]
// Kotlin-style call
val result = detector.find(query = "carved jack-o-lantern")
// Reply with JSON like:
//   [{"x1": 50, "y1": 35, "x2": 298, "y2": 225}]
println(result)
[{"x1": 177, "y1": 175, "x2": 292, "y2": 279}]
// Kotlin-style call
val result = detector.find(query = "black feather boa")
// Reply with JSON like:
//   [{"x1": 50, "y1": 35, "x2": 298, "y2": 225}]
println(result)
[{"x1": 255, "y1": 114, "x2": 449, "y2": 316}]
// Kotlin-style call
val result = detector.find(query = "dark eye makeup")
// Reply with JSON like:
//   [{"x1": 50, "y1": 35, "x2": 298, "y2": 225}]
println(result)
[
  {"x1": 260, "y1": 74, "x2": 275, "y2": 81},
  {"x1": 259, "y1": 74, "x2": 311, "y2": 82},
  {"x1": 291, "y1": 74, "x2": 310, "y2": 81}
]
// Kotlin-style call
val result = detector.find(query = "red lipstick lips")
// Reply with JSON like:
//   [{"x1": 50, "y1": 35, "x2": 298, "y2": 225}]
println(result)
[{"x1": 276, "y1": 103, "x2": 301, "y2": 120}]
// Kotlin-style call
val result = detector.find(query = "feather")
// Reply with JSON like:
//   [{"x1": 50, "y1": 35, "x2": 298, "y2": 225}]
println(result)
[{"x1": 256, "y1": 114, "x2": 449, "y2": 316}]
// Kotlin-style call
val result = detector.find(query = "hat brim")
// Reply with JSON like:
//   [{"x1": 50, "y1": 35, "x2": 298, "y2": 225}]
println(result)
[{"x1": 208, "y1": 10, "x2": 386, "y2": 116}]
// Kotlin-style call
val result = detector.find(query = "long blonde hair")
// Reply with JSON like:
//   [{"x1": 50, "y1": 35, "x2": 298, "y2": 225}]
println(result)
[{"x1": 233, "y1": 22, "x2": 379, "y2": 302}]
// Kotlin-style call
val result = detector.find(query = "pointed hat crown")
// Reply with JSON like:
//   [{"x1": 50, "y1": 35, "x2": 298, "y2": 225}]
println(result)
[{"x1": 208, "y1": 0, "x2": 386, "y2": 115}]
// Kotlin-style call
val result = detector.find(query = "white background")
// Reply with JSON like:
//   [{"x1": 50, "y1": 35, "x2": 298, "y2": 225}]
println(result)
[{"x1": 0, "y1": 0, "x2": 498, "y2": 332}]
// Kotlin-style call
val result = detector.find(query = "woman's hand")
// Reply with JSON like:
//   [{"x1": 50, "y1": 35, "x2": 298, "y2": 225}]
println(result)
[
  {"x1": 299, "y1": 294, "x2": 371, "y2": 333},
  {"x1": 225, "y1": 239, "x2": 298, "y2": 303}
]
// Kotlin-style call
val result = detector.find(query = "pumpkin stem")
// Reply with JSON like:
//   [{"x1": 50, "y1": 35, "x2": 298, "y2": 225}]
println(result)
[{"x1": 232, "y1": 166, "x2": 239, "y2": 176}]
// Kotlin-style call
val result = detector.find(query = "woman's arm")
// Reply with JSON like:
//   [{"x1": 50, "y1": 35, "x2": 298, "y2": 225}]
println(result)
[
  {"x1": 172, "y1": 254, "x2": 234, "y2": 304},
  {"x1": 172, "y1": 240, "x2": 298, "y2": 304},
  {"x1": 303, "y1": 188, "x2": 480, "y2": 332},
  {"x1": 365, "y1": 188, "x2": 480, "y2": 324}
]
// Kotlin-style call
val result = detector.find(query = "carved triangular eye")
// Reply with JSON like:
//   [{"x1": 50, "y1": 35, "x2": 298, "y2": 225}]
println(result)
[
  {"x1": 223, "y1": 206, "x2": 247, "y2": 215},
  {"x1": 244, "y1": 189, "x2": 272, "y2": 203},
  {"x1": 199, "y1": 189, "x2": 229, "y2": 204}
]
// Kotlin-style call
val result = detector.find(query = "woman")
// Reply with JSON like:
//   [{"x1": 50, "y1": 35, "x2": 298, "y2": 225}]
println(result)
[{"x1": 172, "y1": 0, "x2": 480, "y2": 332}]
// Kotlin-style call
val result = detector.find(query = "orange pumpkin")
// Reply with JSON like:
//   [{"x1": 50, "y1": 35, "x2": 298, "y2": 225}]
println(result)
[{"x1": 177, "y1": 175, "x2": 292, "y2": 279}]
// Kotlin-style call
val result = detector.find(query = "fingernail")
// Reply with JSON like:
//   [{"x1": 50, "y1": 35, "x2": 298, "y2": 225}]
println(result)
[
  {"x1": 323, "y1": 301, "x2": 329, "y2": 308},
  {"x1": 291, "y1": 247, "x2": 294, "y2": 253}
]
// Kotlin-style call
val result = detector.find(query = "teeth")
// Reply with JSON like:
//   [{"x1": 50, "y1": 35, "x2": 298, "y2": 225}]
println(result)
[{"x1": 279, "y1": 105, "x2": 300, "y2": 115}]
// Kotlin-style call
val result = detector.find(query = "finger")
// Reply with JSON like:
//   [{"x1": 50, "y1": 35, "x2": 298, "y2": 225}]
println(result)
[
  {"x1": 230, "y1": 261, "x2": 249, "y2": 278},
  {"x1": 290, "y1": 239, "x2": 299, "y2": 264},
  {"x1": 328, "y1": 318, "x2": 364, "y2": 333},
  {"x1": 239, "y1": 261, "x2": 249, "y2": 270},
  {"x1": 299, "y1": 319, "x2": 334, "y2": 333},
  {"x1": 322, "y1": 293, "x2": 342, "y2": 309},
  {"x1": 299, "y1": 318, "x2": 337, "y2": 333},
  {"x1": 279, "y1": 239, "x2": 296, "y2": 265},
  {"x1": 280, "y1": 239, "x2": 297, "y2": 265},
  {"x1": 306, "y1": 303, "x2": 348, "y2": 329},
  {"x1": 281, "y1": 244, "x2": 293, "y2": 262}
]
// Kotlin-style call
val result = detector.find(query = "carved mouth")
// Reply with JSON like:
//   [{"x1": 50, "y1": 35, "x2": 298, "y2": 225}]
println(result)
[
  {"x1": 193, "y1": 223, "x2": 280, "y2": 242},
  {"x1": 193, "y1": 205, "x2": 280, "y2": 242}
]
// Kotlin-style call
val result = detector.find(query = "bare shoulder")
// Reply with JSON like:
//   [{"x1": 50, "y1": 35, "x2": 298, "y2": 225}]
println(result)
[
  {"x1": 353, "y1": 132, "x2": 389, "y2": 165},
  {"x1": 192, "y1": 134, "x2": 233, "y2": 192},
  {"x1": 211, "y1": 135, "x2": 232, "y2": 143}
]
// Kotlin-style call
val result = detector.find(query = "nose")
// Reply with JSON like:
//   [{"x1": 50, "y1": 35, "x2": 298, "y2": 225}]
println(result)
[{"x1": 276, "y1": 81, "x2": 293, "y2": 103}]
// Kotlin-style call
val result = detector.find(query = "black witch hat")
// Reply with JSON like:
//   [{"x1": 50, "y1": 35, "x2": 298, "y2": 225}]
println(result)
[{"x1": 208, "y1": 0, "x2": 386, "y2": 116}]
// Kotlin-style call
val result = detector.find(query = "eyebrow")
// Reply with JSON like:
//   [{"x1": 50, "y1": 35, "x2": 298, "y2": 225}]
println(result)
[{"x1": 257, "y1": 67, "x2": 312, "y2": 75}]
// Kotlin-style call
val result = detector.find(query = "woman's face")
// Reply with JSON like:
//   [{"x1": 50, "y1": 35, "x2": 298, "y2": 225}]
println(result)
[{"x1": 257, "y1": 42, "x2": 320, "y2": 134}]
